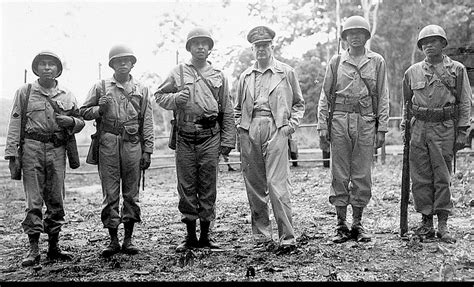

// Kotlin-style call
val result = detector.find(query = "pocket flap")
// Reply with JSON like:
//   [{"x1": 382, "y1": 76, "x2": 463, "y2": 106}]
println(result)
[
  {"x1": 55, "y1": 99, "x2": 75, "y2": 111},
  {"x1": 411, "y1": 81, "x2": 426, "y2": 90},
  {"x1": 28, "y1": 102, "x2": 46, "y2": 112}
]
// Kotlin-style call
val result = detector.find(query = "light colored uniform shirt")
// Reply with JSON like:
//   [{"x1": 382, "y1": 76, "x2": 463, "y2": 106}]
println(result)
[
  {"x1": 253, "y1": 68, "x2": 272, "y2": 112},
  {"x1": 80, "y1": 75, "x2": 155, "y2": 154},
  {"x1": 402, "y1": 55, "x2": 472, "y2": 128},
  {"x1": 317, "y1": 48, "x2": 390, "y2": 132},
  {"x1": 5, "y1": 80, "x2": 84, "y2": 158}
]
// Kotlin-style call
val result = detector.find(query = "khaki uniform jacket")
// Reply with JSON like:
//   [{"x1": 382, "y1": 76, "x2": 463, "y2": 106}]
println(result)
[
  {"x1": 5, "y1": 80, "x2": 84, "y2": 158},
  {"x1": 402, "y1": 55, "x2": 472, "y2": 129},
  {"x1": 155, "y1": 61, "x2": 236, "y2": 148},
  {"x1": 317, "y1": 49, "x2": 390, "y2": 133},
  {"x1": 80, "y1": 76, "x2": 154, "y2": 154},
  {"x1": 235, "y1": 58, "x2": 305, "y2": 133}
]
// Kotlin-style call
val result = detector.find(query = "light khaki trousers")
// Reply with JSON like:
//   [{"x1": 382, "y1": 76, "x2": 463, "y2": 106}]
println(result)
[{"x1": 240, "y1": 116, "x2": 296, "y2": 246}]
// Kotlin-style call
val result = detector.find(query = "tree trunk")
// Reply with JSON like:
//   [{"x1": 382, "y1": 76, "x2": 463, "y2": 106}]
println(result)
[{"x1": 361, "y1": 0, "x2": 372, "y2": 50}]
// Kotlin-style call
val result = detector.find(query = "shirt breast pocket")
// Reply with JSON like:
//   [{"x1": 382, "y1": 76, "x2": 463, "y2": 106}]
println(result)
[
  {"x1": 27, "y1": 102, "x2": 46, "y2": 119},
  {"x1": 410, "y1": 81, "x2": 427, "y2": 98}
]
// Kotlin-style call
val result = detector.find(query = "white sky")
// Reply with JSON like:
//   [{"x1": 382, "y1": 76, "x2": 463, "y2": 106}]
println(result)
[{"x1": 1, "y1": 0, "x2": 320, "y2": 103}]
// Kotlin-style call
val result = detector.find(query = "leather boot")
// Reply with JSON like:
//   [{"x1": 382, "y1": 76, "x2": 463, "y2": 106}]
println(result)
[
  {"x1": 22, "y1": 233, "x2": 40, "y2": 267},
  {"x1": 437, "y1": 212, "x2": 456, "y2": 243},
  {"x1": 47, "y1": 232, "x2": 73, "y2": 261},
  {"x1": 351, "y1": 206, "x2": 371, "y2": 242},
  {"x1": 332, "y1": 206, "x2": 351, "y2": 243},
  {"x1": 176, "y1": 220, "x2": 199, "y2": 252},
  {"x1": 102, "y1": 228, "x2": 121, "y2": 257},
  {"x1": 122, "y1": 222, "x2": 139, "y2": 255},
  {"x1": 415, "y1": 214, "x2": 435, "y2": 238},
  {"x1": 199, "y1": 220, "x2": 220, "y2": 249}
]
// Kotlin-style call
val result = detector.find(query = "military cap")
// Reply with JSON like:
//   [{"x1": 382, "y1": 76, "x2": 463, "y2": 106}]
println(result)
[{"x1": 247, "y1": 26, "x2": 275, "y2": 44}]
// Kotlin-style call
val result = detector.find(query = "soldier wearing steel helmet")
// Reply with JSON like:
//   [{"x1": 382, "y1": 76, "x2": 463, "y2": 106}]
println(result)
[
  {"x1": 235, "y1": 26, "x2": 305, "y2": 255},
  {"x1": 4, "y1": 51, "x2": 85, "y2": 266},
  {"x1": 80, "y1": 44, "x2": 155, "y2": 257},
  {"x1": 317, "y1": 16, "x2": 389, "y2": 243},
  {"x1": 155, "y1": 27, "x2": 235, "y2": 252},
  {"x1": 401, "y1": 25, "x2": 472, "y2": 243}
]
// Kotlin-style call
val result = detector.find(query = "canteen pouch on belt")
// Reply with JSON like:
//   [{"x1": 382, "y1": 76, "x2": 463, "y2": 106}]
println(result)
[
  {"x1": 123, "y1": 125, "x2": 140, "y2": 144},
  {"x1": 66, "y1": 134, "x2": 80, "y2": 169}
]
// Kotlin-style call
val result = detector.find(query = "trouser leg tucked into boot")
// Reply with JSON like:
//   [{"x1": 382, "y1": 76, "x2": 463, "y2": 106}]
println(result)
[
  {"x1": 415, "y1": 214, "x2": 435, "y2": 238},
  {"x1": 47, "y1": 232, "x2": 73, "y2": 261},
  {"x1": 122, "y1": 222, "x2": 139, "y2": 255},
  {"x1": 332, "y1": 206, "x2": 351, "y2": 243},
  {"x1": 102, "y1": 228, "x2": 120, "y2": 257},
  {"x1": 176, "y1": 220, "x2": 199, "y2": 252},
  {"x1": 199, "y1": 220, "x2": 220, "y2": 249},
  {"x1": 351, "y1": 206, "x2": 371, "y2": 242},
  {"x1": 437, "y1": 212, "x2": 456, "y2": 243},
  {"x1": 22, "y1": 233, "x2": 40, "y2": 267}
]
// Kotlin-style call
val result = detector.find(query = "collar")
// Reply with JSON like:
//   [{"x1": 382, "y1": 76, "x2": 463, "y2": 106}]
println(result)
[
  {"x1": 111, "y1": 74, "x2": 135, "y2": 89},
  {"x1": 245, "y1": 57, "x2": 283, "y2": 76},
  {"x1": 340, "y1": 48, "x2": 376, "y2": 65},
  {"x1": 422, "y1": 54, "x2": 454, "y2": 70},
  {"x1": 33, "y1": 79, "x2": 66, "y2": 97}
]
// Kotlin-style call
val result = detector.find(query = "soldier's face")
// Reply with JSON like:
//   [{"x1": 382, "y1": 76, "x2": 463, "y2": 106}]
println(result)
[
  {"x1": 252, "y1": 41, "x2": 273, "y2": 62},
  {"x1": 345, "y1": 29, "x2": 368, "y2": 48},
  {"x1": 189, "y1": 38, "x2": 210, "y2": 60},
  {"x1": 420, "y1": 36, "x2": 445, "y2": 58},
  {"x1": 111, "y1": 57, "x2": 134, "y2": 75},
  {"x1": 37, "y1": 57, "x2": 59, "y2": 79}
]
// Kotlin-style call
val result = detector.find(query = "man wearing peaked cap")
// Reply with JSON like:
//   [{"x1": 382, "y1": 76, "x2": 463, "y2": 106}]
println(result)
[
  {"x1": 246, "y1": 26, "x2": 275, "y2": 44},
  {"x1": 235, "y1": 26, "x2": 305, "y2": 255}
]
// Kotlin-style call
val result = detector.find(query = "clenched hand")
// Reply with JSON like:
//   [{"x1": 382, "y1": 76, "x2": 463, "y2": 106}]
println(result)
[
  {"x1": 175, "y1": 88, "x2": 190, "y2": 108},
  {"x1": 55, "y1": 114, "x2": 75, "y2": 128},
  {"x1": 140, "y1": 152, "x2": 151, "y2": 170}
]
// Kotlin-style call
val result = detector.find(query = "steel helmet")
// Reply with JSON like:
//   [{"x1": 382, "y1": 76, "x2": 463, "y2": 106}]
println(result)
[
  {"x1": 32, "y1": 50, "x2": 63, "y2": 78},
  {"x1": 108, "y1": 44, "x2": 137, "y2": 68},
  {"x1": 341, "y1": 16, "x2": 371, "y2": 40},
  {"x1": 417, "y1": 24, "x2": 448, "y2": 50},
  {"x1": 185, "y1": 27, "x2": 214, "y2": 51}
]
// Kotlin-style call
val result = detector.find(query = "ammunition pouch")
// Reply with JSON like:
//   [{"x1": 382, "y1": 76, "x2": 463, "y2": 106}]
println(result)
[{"x1": 412, "y1": 104, "x2": 458, "y2": 122}]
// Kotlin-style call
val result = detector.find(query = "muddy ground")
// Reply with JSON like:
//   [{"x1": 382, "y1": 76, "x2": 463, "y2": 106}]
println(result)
[{"x1": 0, "y1": 154, "x2": 473, "y2": 282}]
